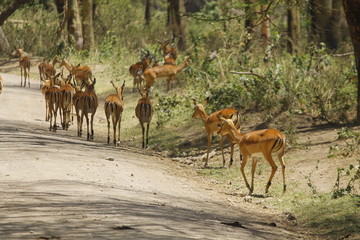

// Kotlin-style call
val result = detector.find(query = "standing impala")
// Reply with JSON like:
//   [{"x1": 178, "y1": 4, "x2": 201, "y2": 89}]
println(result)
[
  {"x1": 60, "y1": 58, "x2": 93, "y2": 87},
  {"x1": 217, "y1": 116, "x2": 286, "y2": 194},
  {"x1": 143, "y1": 56, "x2": 189, "y2": 91},
  {"x1": 39, "y1": 56, "x2": 60, "y2": 89},
  {"x1": 135, "y1": 88, "x2": 153, "y2": 149},
  {"x1": 192, "y1": 98, "x2": 240, "y2": 168},
  {"x1": 59, "y1": 74, "x2": 75, "y2": 130},
  {"x1": 104, "y1": 80, "x2": 125, "y2": 146},
  {"x1": 45, "y1": 73, "x2": 62, "y2": 132},
  {"x1": 129, "y1": 50, "x2": 151, "y2": 92},
  {"x1": 13, "y1": 48, "x2": 30, "y2": 87}
]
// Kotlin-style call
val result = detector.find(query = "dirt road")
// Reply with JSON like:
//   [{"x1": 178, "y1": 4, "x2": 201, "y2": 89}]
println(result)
[{"x1": 0, "y1": 73, "x2": 307, "y2": 239}]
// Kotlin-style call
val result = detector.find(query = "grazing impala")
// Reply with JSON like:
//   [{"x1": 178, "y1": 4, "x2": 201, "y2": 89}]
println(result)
[
  {"x1": 143, "y1": 56, "x2": 189, "y2": 91},
  {"x1": 129, "y1": 50, "x2": 152, "y2": 92},
  {"x1": 76, "y1": 79, "x2": 98, "y2": 140},
  {"x1": 104, "y1": 80, "x2": 125, "y2": 146},
  {"x1": 60, "y1": 58, "x2": 93, "y2": 87},
  {"x1": 217, "y1": 116, "x2": 286, "y2": 194},
  {"x1": 13, "y1": 48, "x2": 31, "y2": 87},
  {"x1": 135, "y1": 88, "x2": 153, "y2": 149},
  {"x1": 192, "y1": 98, "x2": 240, "y2": 168},
  {"x1": 45, "y1": 73, "x2": 61, "y2": 132}
]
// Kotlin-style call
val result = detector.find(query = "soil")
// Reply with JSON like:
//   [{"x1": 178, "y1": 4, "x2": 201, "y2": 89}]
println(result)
[{"x1": 0, "y1": 59, "x2": 358, "y2": 240}]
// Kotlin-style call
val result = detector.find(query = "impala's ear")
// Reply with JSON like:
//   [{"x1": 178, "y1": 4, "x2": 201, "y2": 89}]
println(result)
[
  {"x1": 93, "y1": 78, "x2": 96, "y2": 85},
  {"x1": 55, "y1": 72, "x2": 61, "y2": 78},
  {"x1": 204, "y1": 97, "x2": 210, "y2": 104},
  {"x1": 192, "y1": 98, "x2": 197, "y2": 105},
  {"x1": 122, "y1": 80, "x2": 125, "y2": 88}
]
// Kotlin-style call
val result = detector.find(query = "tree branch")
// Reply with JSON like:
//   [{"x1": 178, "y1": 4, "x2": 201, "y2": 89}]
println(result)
[{"x1": 0, "y1": 0, "x2": 32, "y2": 26}]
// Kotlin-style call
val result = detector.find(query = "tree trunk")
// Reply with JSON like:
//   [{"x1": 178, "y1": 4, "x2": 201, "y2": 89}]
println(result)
[
  {"x1": 67, "y1": 0, "x2": 83, "y2": 50},
  {"x1": 145, "y1": 0, "x2": 151, "y2": 26},
  {"x1": 167, "y1": 0, "x2": 185, "y2": 50},
  {"x1": 260, "y1": 4, "x2": 270, "y2": 47},
  {"x1": 326, "y1": 0, "x2": 342, "y2": 50},
  {"x1": 82, "y1": 0, "x2": 94, "y2": 51},
  {"x1": 287, "y1": 2, "x2": 300, "y2": 53},
  {"x1": 0, "y1": 0, "x2": 32, "y2": 26},
  {"x1": 342, "y1": 0, "x2": 360, "y2": 123},
  {"x1": 243, "y1": 0, "x2": 255, "y2": 51},
  {"x1": 308, "y1": 0, "x2": 332, "y2": 46},
  {"x1": 0, "y1": 27, "x2": 11, "y2": 55}
]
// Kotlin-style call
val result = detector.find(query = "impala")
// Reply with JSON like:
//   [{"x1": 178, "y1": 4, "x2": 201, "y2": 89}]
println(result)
[
  {"x1": 135, "y1": 88, "x2": 153, "y2": 149},
  {"x1": 159, "y1": 37, "x2": 177, "y2": 60},
  {"x1": 59, "y1": 74, "x2": 75, "y2": 130},
  {"x1": 143, "y1": 56, "x2": 189, "y2": 91},
  {"x1": 60, "y1": 58, "x2": 93, "y2": 87},
  {"x1": 39, "y1": 56, "x2": 60, "y2": 89},
  {"x1": 104, "y1": 80, "x2": 125, "y2": 146},
  {"x1": 41, "y1": 79, "x2": 51, "y2": 121},
  {"x1": 45, "y1": 73, "x2": 61, "y2": 131},
  {"x1": 13, "y1": 48, "x2": 30, "y2": 87},
  {"x1": 73, "y1": 84, "x2": 85, "y2": 137},
  {"x1": 129, "y1": 50, "x2": 152, "y2": 92},
  {"x1": 192, "y1": 98, "x2": 240, "y2": 168},
  {"x1": 76, "y1": 79, "x2": 98, "y2": 140},
  {"x1": 217, "y1": 116, "x2": 286, "y2": 194}
]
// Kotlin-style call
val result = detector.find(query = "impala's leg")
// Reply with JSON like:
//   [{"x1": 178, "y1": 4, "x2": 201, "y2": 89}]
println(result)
[
  {"x1": 79, "y1": 111, "x2": 84, "y2": 137},
  {"x1": 112, "y1": 114, "x2": 117, "y2": 145},
  {"x1": 228, "y1": 136, "x2": 235, "y2": 167},
  {"x1": 250, "y1": 157, "x2": 258, "y2": 193},
  {"x1": 219, "y1": 135, "x2": 226, "y2": 168},
  {"x1": 27, "y1": 67, "x2": 30, "y2": 88},
  {"x1": 133, "y1": 77, "x2": 136, "y2": 93},
  {"x1": 105, "y1": 112, "x2": 110, "y2": 144},
  {"x1": 77, "y1": 110, "x2": 81, "y2": 137},
  {"x1": 205, "y1": 134, "x2": 212, "y2": 167},
  {"x1": 278, "y1": 147, "x2": 286, "y2": 193},
  {"x1": 140, "y1": 122, "x2": 145, "y2": 149},
  {"x1": 117, "y1": 113, "x2": 122, "y2": 146},
  {"x1": 85, "y1": 113, "x2": 90, "y2": 140},
  {"x1": 240, "y1": 153, "x2": 252, "y2": 194},
  {"x1": 20, "y1": 67, "x2": 23, "y2": 87},
  {"x1": 45, "y1": 100, "x2": 49, "y2": 121},
  {"x1": 90, "y1": 113, "x2": 95, "y2": 140},
  {"x1": 48, "y1": 103, "x2": 53, "y2": 131},
  {"x1": 53, "y1": 103, "x2": 58, "y2": 132},
  {"x1": 263, "y1": 152, "x2": 278, "y2": 194},
  {"x1": 146, "y1": 122, "x2": 150, "y2": 148}
]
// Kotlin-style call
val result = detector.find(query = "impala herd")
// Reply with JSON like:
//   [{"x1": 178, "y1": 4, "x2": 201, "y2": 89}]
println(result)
[{"x1": 4, "y1": 39, "x2": 287, "y2": 195}]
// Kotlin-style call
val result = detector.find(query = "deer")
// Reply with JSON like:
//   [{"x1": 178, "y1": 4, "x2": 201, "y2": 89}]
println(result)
[
  {"x1": 45, "y1": 73, "x2": 62, "y2": 132},
  {"x1": 104, "y1": 80, "x2": 125, "y2": 146},
  {"x1": 192, "y1": 98, "x2": 241, "y2": 168},
  {"x1": 12, "y1": 48, "x2": 31, "y2": 87},
  {"x1": 143, "y1": 56, "x2": 189, "y2": 92},
  {"x1": 129, "y1": 49, "x2": 152, "y2": 92},
  {"x1": 217, "y1": 116, "x2": 286, "y2": 194},
  {"x1": 60, "y1": 58, "x2": 93, "y2": 87},
  {"x1": 158, "y1": 36, "x2": 177, "y2": 65},
  {"x1": 39, "y1": 56, "x2": 60, "y2": 89},
  {"x1": 59, "y1": 74, "x2": 75, "y2": 130},
  {"x1": 76, "y1": 79, "x2": 98, "y2": 140},
  {"x1": 135, "y1": 88, "x2": 153, "y2": 149},
  {"x1": 0, "y1": 75, "x2": 3, "y2": 94}
]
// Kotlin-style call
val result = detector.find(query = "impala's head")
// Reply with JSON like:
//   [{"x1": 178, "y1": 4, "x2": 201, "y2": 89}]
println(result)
[
  {"x1": 216, "y1": 115, "x2": 235, "y2": 136},
  {"x1": 12, "y1": 48, "x2": 23, "y2": 57},
  {"x1": 192, "y1": 97, "x2": 208, "y2": 119},
  {"x1": 111, "y1": 80, "x2": 126, "y2": 100},
  {"x1": 49, "y1": 73, "x2": 61, "y2": 86}
]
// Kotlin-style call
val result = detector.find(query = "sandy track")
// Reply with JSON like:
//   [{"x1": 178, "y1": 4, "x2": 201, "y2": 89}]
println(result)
[{"x1": 0, "y1": 73, "x2": 307, "y2": 239}]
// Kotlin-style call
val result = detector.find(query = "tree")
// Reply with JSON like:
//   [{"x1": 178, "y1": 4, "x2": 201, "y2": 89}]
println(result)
[
  {"x1": 287, "y1": 1, "x2": 300, "y2": 53},
  {"x1": 145, "y1": 0, "x2": 151, "y2": 26},
  {"x1": 167, "y1": 0, "x2": 185, "y2": 50},
  {"x1": 67, "y1": 0, "x2": 83, "y2": 50},
  {"x1": 342, "y1": 0, "x2": 360, "y2": 123},
  {"x1": 82, "y1": 0, "x2": 94, "y2": 51}
]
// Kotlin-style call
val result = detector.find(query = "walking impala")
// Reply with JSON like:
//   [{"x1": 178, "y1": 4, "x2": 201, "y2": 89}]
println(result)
[
  {"x1": 217, "y1": 116, "x2": 286, "y2": 194},
  {"x1": 45, "y1": 73, "x2": 62, "y2": 132},
  {"x1": 135, "y1": 88, "x2": 153, "y2": 149},
  {"x1": 59, "y1": 74, "x2": 75, "y2": 130},
  {"x1": 104, "y1": 80, "x2": 125, "y2": 146},
  {"x1": 192, "y1": 98, "x2": 240, "y2": 168},
  {"x1": 60, "y1": 58, "x2": 93, "y2": 87},
  {"x1": 13, "y1": 48, "x2": 31, "y2": 87},
  {"x1": 143, "y1": 56, "x2": 189, "y2": 91}
]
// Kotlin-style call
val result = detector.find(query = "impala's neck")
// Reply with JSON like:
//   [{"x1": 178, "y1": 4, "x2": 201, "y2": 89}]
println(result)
[
  {"x1": 196, "y1": 106, "x2": 209, "y2": 123},
  {"x1": 62, "y1": 60, "x2": 72, "y2": 72},
  {"x1": 176, "y1": 60, "x2": 188, "y2": 73},
  {"x1": 52, "y1": 57, "x2": 58, "y2": 67},
  {"x1": 228, "y1": 126, "x2": 244, "y2": 144}
]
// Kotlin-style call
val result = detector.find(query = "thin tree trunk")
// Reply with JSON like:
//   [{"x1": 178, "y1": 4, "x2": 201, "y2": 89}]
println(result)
[
  {"x1": 342, "y1": 0, "x2": 360, "y2": 123},
  {"x1": 145, "y1": 0, "x2": 151, "y2": 26},
  {"x1": 287, "y1": 2, "x2": 300, "y2": 53},
  {"x1": 67, "y1": 0, "x2": 83, "y2": 50},
  {"x1": 82, "y1": 0, "x2": 94, "y2": 51},
  {"x1": 260, "y1": 4, "x2": 270, "y2": 47},
  {"x1": 167, "y1": 0, "x2": 185, "y2": 50},
  {"x1": 0, "y1": 27, "x2": 11, "y2": 55},
  {"x1": 308, "y1": 0, "x2": 332, "y2": 45},
  {"x1": 243, "y1": 0, "x2": 254, "y2": 51},
  {"x1": 326, "y1": 0, "x2": 342, "y2": 50}
]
